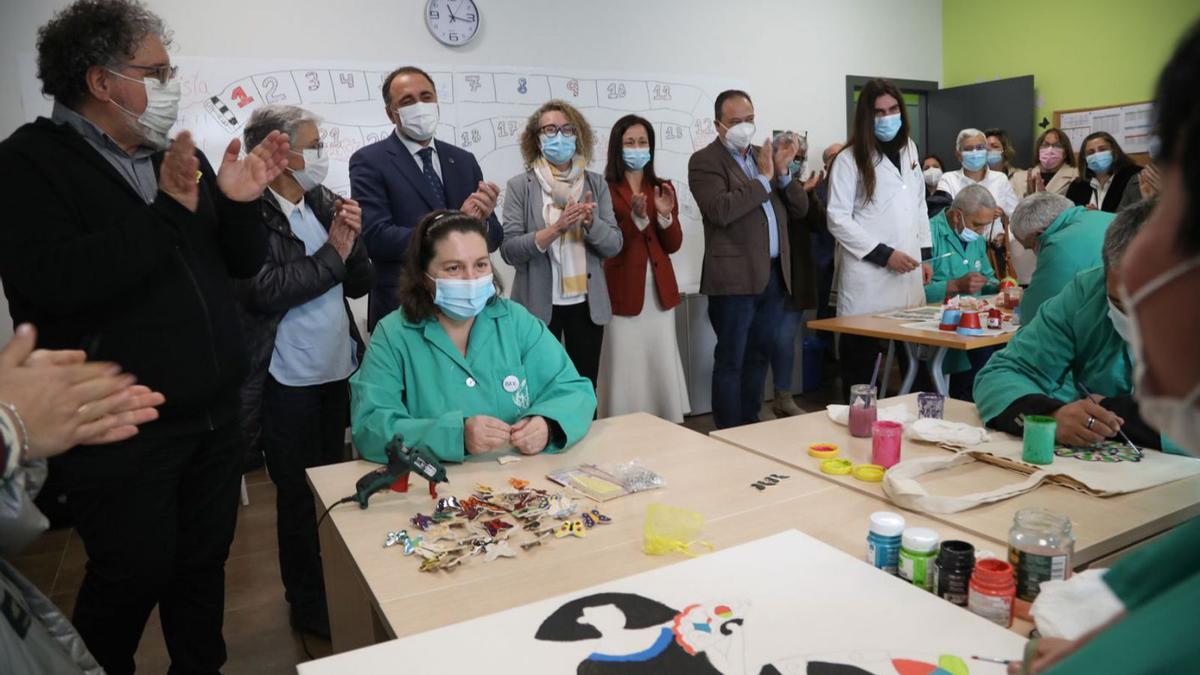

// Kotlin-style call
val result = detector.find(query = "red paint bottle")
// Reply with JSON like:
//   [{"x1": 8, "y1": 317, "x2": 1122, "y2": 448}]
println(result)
[{"x1": 968, "y1": 558, "x2": 1016, "y2": 628}]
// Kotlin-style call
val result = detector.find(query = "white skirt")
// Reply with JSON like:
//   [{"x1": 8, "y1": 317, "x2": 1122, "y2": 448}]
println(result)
[{"x1": 597, "y1": 262, "x2": 691, "y2": 422}]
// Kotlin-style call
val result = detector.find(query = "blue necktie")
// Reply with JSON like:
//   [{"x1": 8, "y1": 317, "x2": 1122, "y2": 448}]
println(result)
[{"x1": 417, "y1": 147, "x2": 447, "y2": 209}]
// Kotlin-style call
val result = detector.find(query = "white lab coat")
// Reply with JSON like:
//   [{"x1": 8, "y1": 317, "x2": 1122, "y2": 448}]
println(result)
[{"x1": 826, "y1": 140, "x2": 930, "y2": 316}]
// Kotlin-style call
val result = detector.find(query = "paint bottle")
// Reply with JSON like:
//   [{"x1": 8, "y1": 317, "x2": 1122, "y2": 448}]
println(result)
[
  {"x1": 932, "y1": 540, "x2": 976, "y2": 606},
  {"x1": 898, "y1": 527, "x2": 940, "y2": 591},
  {"x1": 848, "y1": 384, "x2": 877, "y2": 438},
  {"x1": 866, "y1": 511, "x2": 906, "y2": 575},
  {"x1": 1009, "y1": 508, "x2": 1075, "y2": 620},
  {"x1": 968, "y1": 558, "x2": 1016, "y2": 627}
]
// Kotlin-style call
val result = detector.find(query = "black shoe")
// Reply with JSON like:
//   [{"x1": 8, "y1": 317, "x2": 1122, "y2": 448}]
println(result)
[{"x1": 289, "y1": 604, "x2": 331, "y2": 641}]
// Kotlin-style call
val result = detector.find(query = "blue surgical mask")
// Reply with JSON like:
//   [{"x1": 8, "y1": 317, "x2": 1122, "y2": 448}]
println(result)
[
  {"x1": 987, "y1": 150, "x2": 1005, "y2": 168},
  {"x1": 873, "y1": 113, "x2": 902, "y2": 142},
  {"x1": 427, "y1": 273, "x2": 495, "y2": 320},
  {"x1": 622, "y1": 148, "x2": 651, "y2": 171},
  {"x1": 1086, "y1": 150, "x2": 1114, "y2": 174},
  {"x1": 1107, "y1": 298, "x2": 1131, "y2": 343},
  {"x1": 961, "y1": 149, "x2": 988, "y2": 171},
  {"x1": 959, "y1": 227, "x2": 981, "y2": 243},
  {"x1": 540, "y1": 133, "x2": 577, "y2": 165}
]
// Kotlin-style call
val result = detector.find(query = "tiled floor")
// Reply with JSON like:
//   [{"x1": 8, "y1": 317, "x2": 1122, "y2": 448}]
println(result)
[{"x1": 8, "y1": 387, "x2": 839, "y2": 673}]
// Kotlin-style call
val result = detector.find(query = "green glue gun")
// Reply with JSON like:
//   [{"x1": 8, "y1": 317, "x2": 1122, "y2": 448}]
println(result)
[{"x1": 352, "y1": 435, "x2": 449, "y2": 508}]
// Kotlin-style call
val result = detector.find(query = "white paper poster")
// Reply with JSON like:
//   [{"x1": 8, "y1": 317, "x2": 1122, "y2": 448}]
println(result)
[{"x1": 299, "y1": 530, "x2": 1025, "y2": 675}]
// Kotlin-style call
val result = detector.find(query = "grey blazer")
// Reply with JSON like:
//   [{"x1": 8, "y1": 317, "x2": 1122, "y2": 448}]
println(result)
[{"x1": 500, "y1": 169, "x2": 623, "y2": 325}]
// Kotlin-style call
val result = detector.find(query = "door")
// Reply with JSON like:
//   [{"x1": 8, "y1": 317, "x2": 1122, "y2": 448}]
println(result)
[{"x1": 926, "y1": 75, "x2": 1035, "y2": 170}]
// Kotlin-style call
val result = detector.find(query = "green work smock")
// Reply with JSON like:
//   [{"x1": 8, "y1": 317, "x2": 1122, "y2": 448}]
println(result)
[
  {"x1": 350, "y1": 298, "x2": 597, "y2": 463},
  {"x1": 923, "y1": 210, "x2": 999, "y2": 374},
  {"x1": 1021, "y1": 206, "x2": 1113, "y2": 325},
  {"x1": 974, "y1": 267, "x2": 1130, "y2": 420},
  {"x1": 1047, "y1": 516, "x2": 1200, "y2": 674}
]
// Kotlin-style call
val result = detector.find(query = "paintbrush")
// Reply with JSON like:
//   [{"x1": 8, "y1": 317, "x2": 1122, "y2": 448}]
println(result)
[
  {"x1": 971, "y1": 655, "x2": 1015, "y2": 665},
  {"x1": 921, "y1": 251, "x2": 953, "y2": 263},
  {"x1": 868, "y1": 352, "x2": 883, "y2": 393},
  {"x1": 1078, "y1": 382, "x2": 1143, "y2": 459}
]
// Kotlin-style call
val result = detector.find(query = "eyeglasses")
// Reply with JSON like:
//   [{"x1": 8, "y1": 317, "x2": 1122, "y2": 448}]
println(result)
[
  {"x1": 961, "y1": 144, "x2": 987, "y2": 152},
  {"x1": 116, "y1": 63, "x2": 178, "y2": 85},
  {"x1": 290, "y1": 142, "x2": 326, "y2": 158},
  {"x1": 1039, "y1": 142, "x2": 1065, "y2": 150},
  {"x1": 539, "y1": 124, "x2": 577, "y2": 138}
]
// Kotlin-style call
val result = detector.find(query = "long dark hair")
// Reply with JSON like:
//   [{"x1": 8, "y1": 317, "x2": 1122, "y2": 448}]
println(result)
[
  {"x1": 1076, "y1": 131, "x2": 1136, "y2": 179},
  {"x1": 397, "y1": 210, "x2": 501, "y2": 323},
  {"x1": 848, "y1": 78, "x2": 910, "y2": 202},
  {"x1": 1032, "y1": 127, "x2": 1076, "y2": 168},
  {"x1": 1154, "y1": 19, "x2": 1200, "y2": 251},
  {"x1": 604, "y1": 114, "x2": 662, "y2": 186}
]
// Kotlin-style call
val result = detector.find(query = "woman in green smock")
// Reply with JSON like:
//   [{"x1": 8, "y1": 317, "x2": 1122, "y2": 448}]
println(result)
[
  {"x1": 1008, "y1": 22, "x2": 1200, "y2": 673},
  {"x1": 350, "y1": 210, "x2": 596, "y2": 463},
  {"x1": 922, "y1": 185, "x2": 999, "y2": 400}
]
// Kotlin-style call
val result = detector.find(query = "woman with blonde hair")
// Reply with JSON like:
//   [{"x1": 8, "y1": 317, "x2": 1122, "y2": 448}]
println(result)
[{"x1": 500, "y1": 100, "x2": 622, "y2": 388}]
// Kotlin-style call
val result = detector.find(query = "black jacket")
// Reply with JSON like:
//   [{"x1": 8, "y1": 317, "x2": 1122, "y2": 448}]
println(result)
[
  {"x1": 1066, "y1": 164, "x2": 1142, "y2": 213},
  {"x1": 235, "y1": 186, "x2": 373, "y2": 455},
  {"x1": 0, "y1": 118, "x2": 266, "y2": 435}
]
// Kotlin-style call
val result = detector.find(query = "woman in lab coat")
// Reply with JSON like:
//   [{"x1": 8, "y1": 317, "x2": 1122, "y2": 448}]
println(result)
[
  {"x1": 826, "y1": 78, "x2": 932, "y2": 396},
  {"x1": 350, "y1": 210, "x2": 597, "y2": 464}
]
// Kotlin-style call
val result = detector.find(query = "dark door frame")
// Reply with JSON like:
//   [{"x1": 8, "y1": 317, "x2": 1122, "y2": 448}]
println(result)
[{"x1": 845, "y1": 75, "x2": 940, "y2": 155}]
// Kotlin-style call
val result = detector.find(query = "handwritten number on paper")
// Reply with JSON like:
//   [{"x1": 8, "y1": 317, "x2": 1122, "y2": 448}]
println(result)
[
  {"x1": 305, "y1": 71, "x2": 320, "y2": 91},
  {"x1": 339, "y1": 73, "x2": 355, "y2": 88},
  {"x1": 262, "y1": 76, "x2": 285, "y2": 103},
  {"x1": 607, "y1": 83, "x2": 627, "y2": 99},
  {"x1": 750, "y1": 473, "x2": 791, "y2": 491},
  {"x1": 231, "y1": 86, "x2": 254, "y2": 109}
]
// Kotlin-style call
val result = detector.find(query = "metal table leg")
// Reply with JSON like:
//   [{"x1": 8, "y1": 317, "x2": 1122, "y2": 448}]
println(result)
[
  {"x1": 930, "y1": 346, "x2": 950, "y2": 396},
  {"x1": 880, "y1": 340, "x2": 895, "y2": 396},
  {"x1": 899, "y1": 342, "x2": 919, "y2": 394}
]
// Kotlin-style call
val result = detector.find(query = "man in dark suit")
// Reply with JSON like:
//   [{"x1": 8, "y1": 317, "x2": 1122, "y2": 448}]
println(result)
[
  {"x1": 688, "y1": 90, "x2": 809, "y2": 429},
  {"x1": 350, "y1": 66, "x2": 503, "y2": 329}
]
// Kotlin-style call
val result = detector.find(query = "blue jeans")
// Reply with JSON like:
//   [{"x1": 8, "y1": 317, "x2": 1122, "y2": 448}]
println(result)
[
  {"x1": 707, "y1": 260, "x2": 786, "y2": 429},
  {"x1": 772, "y1": 301, "x2": 802, "y2": 390}
]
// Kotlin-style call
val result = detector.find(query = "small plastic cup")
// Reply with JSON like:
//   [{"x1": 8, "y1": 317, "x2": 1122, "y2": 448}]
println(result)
[
  {"x1": 917, "y1": 392, "x2": 945, "y2": 419},
  {"x1": 1022, "y1": 415, "x2": 1057, "y2": 465},
  {"x1": 871, "y1": 420, "x2": 903, "y2": 468},
  {"x1": 849, "y1": 384, "x2": 877, "y2": 438}
]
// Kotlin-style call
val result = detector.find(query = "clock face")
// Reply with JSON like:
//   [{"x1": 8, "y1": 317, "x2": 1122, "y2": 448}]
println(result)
[{"x1": 425, "y1": 0, "x2": 480, "y2": 47}]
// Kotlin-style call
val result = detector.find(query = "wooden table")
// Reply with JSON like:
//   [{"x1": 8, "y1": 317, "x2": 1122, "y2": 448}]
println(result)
[
  {"x1": 807, "y1": 307, "x2": 1014, "y2": 396},
  {"x1": 710, "y1": 394, "x2": 1200, "y2": 569},
  {"x1": 308, "y1": 413, "x2": 833, "y2": 653},
  {"x1": 307, "y1": 412, "x2": 1017, "y2": 656}
]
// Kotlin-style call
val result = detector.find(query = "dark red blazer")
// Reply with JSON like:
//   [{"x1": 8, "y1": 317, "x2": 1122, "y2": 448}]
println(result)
[{"x1": 603, "y1": 178, "x2": 684, "y2": 316}]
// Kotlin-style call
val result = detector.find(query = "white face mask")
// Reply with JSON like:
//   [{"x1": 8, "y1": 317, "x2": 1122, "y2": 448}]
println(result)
[
  {"x1": 923, "y1": 167, "x2": 943, "y2": 188},
  {"x1": 1124, "y1": 256, "x2": 1200, "y2": 454},
  {"x1": 288, "y1": 148, "x2": 328, "y2": 192},
  {"x1": 396, "y1": 101, "x2": 439, "y2": 142},
  {"x1": 1107, "y1": 298, "x2": 1132, "y2": 343},
  {"x1": 107, "y1": 71, "x2": 181, "y2": 150},
  {"x1": 721, "y1": 121, "x2": 755, "y2": 151}
]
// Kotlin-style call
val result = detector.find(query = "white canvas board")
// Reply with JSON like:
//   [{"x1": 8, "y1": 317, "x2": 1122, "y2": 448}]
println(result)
[{"x1": 299, "y1": 529, "x2": 1025, "y2": 675}]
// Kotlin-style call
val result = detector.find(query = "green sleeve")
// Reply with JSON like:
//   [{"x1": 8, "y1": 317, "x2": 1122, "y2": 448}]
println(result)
[
  {"x1": 349, "y1": 325, "x2": 467, "y2": 464},
  {"x1": 513, "y1": 306, "x2": 597, "y2": 453},
  {"x1": 974, "y1": 282, "x2": 1080, "y2": 422},
  {"x1": 924, "y1": 277, "x2": 949, "y2": 304},
  {"x1": 1022, "y1": 242, "x2": 1071, "y2": 325},
  {"x1": 1103, "y1": 516, "x2": 1200, "y2": 610},
  {"x1": 924, "y1": 250, "x2": 954, "y2": 303},
  {"x1": 977, "y1": 241, "x2": 999, "y2": 294}
]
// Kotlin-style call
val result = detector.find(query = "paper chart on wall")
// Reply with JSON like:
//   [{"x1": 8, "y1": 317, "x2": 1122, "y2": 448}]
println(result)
[
  {"x1": 297, "y1": 530, "x2": 1025, "y2": 675},
  {"x1": 18, "y1": 55, "x2": 745, "y2": 294},
  {"x1": 1057, "y1": 102, "x2": 1153, "y2": 157}
]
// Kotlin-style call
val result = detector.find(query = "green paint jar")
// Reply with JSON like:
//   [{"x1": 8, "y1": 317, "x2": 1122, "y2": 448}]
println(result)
[
  {"x1": 1022, "y1": 415, "x2": 1057, "y2": 465},
  {"x1": 898, "y1": 527, "x2": 940, "y2": 591}
]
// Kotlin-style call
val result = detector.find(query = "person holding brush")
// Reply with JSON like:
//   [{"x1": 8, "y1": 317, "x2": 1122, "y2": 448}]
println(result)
[{"x1": 973, "y1": 200, "x2": 1179, "y2": 452}]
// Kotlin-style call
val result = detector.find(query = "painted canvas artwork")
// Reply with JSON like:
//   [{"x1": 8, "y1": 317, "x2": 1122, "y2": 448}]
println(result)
[{"x1": 300, "y1": 530, "x2": 1026, "y2": 675}]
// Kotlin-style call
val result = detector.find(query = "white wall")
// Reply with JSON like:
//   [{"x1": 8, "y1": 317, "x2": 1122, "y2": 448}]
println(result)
[{"x1": 0, "y1": 0, "x2": 942, "y2": 342}]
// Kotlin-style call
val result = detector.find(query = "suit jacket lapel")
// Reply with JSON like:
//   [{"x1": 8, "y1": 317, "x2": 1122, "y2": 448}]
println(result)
[
  {"x1": 385, "y1": 133, "x2": 440, "y2": 210},
  {"x1": 713, "y1": 140, "x2": 754, "y2": 188},
  {"x1": 435, "y1": 140, "x2": 465, "y2": 209}
]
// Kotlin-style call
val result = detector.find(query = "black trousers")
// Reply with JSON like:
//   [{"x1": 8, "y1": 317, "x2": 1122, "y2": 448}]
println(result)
[
  {"x1": 56, "y1": 422, "x2": 243, "y2": 675},
  {"x1": 839, "y1": 334, "x2": 929, "y2": 401},
  {"x1": 261, "y1": 376, "x2": 349, "y2": 614},
  {"x1": 548, "y1": 302, "x2": 604, "y2": 388}
]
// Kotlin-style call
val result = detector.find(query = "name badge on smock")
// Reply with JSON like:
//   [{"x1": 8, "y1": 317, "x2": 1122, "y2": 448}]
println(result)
[{"x1": 503, "y1": 375, "x2": 520, "y2": 393}]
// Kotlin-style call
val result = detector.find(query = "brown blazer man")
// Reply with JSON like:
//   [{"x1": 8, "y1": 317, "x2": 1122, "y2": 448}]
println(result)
[{"x1": 688, "y1": 89, "x2": 809, "y2": 429}]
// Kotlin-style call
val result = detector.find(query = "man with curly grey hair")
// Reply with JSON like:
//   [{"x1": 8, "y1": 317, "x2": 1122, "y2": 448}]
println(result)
[{"x1": 0, "y1": 1, "x2": 291, "y2": 673}]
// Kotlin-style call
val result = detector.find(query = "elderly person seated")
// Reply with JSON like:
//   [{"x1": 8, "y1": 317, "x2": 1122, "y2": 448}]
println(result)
[
  {"x1": 234, "y1": 104, "x2": 374, "y2": 638},
  {"x1": 1011, "y1": 192, "x2": 1114, "y2": 324},
  {"x1": 352, "y1": 210, "x2": 597, "y2": 464},
  {"x1": 924, "y1": 185, "x2": 1000, "y2": 400},
  {"x1": 974, "y1": 200, "x2": 1179, "y2": 452},
  {"x1": 936, "y1": 128, "x2": 1020, "y2": 277}
]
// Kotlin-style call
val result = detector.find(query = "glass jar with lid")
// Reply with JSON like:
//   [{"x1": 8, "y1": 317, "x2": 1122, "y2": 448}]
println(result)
[{"x1": 1008, "y1": 508, "x2": 1075, "y2": 620}]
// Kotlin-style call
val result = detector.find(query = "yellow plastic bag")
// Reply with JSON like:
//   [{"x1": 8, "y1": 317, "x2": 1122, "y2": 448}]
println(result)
[{"x1": 643, "y1": 503, "x2": 714, "y2": 557}]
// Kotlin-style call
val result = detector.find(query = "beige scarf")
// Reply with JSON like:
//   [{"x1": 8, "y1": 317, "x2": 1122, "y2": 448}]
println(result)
[{"x1": 533, "y1": 156, "x2": 588, "y2": 298}]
